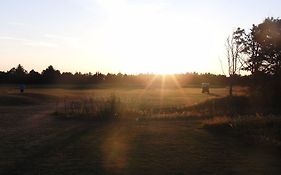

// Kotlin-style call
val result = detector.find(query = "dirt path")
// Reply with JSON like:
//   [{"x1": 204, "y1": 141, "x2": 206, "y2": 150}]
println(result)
[{"x1": 0, "y1": 104, "x2": 280, "y2": 175}]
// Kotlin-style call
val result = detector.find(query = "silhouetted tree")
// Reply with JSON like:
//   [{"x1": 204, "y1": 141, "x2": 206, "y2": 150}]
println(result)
[
  {"x1": 28, "y1": 69, "x2": 41, "y2": 84},
  {"x1": 254, "y1": 18, "x2": 281, "y2": 75},
  {"x1": 0, "y1": 71, "x2": 5, "y2": 83},
  {"x1": 235, "y1": 17, "x2": 281, "y2": 109},
  {"x1": 225, "y1": 30, "x2": 244, "y2": 96},
  {"x1": 237, "y1": 17, "x2": 281, "y2": 76},
  {"x1": 6, "y1": 64, "x2": 28, "y2": 83},
  {"x1": 42, "y1": 65, "x2": 61, "y2": 83},
  {"x1": 0, "y1": 65, "x2": 238, "y2": 87}
]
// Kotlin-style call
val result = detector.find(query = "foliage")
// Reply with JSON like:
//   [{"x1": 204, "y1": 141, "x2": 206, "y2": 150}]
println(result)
[
  {"x1": 235, "y1": 17, "x2": 281, "y2": 76},
  {"x1": 233, "y1": 17, "x2": 281, "y2": 108},
  {"x1": 42, "y1": 65, "x2": 61, "y2": 83},
  {"x1": 54, "y1": 94, "x2": 121, "y2": 121},
  {"x1": 0, "y1": 65, "x2": 243, "y2": 87},
  {"x1": 225, "y1": 30, "x2": 244, "y2": 95}
]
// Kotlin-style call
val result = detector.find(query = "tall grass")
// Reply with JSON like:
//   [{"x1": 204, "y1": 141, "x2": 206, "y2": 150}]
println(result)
[
  {"x1": 53, "y1": 93, "x2": 202, "y2": 121},
  {"x1": 54, "y1": 94, "x2": 122, "y2": 121}
]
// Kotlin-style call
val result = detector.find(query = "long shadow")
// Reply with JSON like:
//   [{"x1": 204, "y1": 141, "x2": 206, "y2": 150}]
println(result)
[
  {"x1": 207, "y1": 92, "x2": 220, "y2": 97},
  {"x1": 1, "y1": 122, "x2": 108, "y2": 175}
]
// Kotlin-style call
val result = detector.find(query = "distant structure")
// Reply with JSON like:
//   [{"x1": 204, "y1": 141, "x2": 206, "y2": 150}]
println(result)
[
  {"x1": 19, "y1": 84, "x2": 25, "y2": 93},
  {"x1": 201, "y1": 83, "x2": 210, "y2": 94}
]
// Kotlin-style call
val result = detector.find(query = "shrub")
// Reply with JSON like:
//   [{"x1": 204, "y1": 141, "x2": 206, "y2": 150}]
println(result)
[{"x1": 54, "y1": 94, "x2": 121, "y2": 121}]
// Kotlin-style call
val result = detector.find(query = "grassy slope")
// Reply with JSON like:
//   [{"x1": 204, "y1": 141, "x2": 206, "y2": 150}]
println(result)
[{"x1": 0, "y1": 87, "x2": 280, "y2": 174}]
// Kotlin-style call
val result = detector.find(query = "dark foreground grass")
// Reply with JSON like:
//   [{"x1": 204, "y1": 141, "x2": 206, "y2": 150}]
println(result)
[
  {"x1": 0, "y1": 93, "x2": 56, "y2": 106},
  {"x1": 41, "y1": 91, "x2": 281, "y2": 149},
  {"x1": 203, "y1": 115, "x2": 281, "y2": 147},
  {"x1": 1, "y1": 108, "x2": 281, "y2": 175},
  {"x1": 1, "y1": 88, "x2": 281, "y2": 174},
  {"x1": 188, "y1": 95, "x2": 281, "y2": 115}
]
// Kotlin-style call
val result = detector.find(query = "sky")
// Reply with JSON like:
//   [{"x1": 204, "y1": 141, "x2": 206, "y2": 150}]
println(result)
[{"x1": 0, "y1": 0, "x2": 280, "y2": 74}]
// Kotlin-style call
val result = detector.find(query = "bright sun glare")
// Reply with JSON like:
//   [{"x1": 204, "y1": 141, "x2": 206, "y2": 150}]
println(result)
[
  {"x1": 86, "y1": 0, "x2": 224, "y2": 74},
  {"x1": 0, "y1": 0, "x2": 229, "y2": 74}
]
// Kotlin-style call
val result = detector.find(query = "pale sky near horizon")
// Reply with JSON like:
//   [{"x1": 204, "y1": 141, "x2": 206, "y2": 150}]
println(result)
[{"x1": 0, "y1": 0, "x2": 280, "y2": 74}]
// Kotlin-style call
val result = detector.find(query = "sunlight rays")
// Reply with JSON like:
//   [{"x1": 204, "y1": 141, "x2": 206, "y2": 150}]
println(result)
[
  {"x1": 170, "y1": 74, "x2": 186, "y2": 98},
  {"x1": 138, "y1": 74, "x2": 186, "y2": 110},
  {"x1": 138, "y1": 74, "x2": 158, "y2": 98},
  {"x1": 160, "y1": 75, "x2": 166, "y2": 108}
]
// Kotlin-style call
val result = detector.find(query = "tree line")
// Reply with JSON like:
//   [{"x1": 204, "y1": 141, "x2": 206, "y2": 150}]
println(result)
[
  {"x1": 0, "y1": 64, "x2": 249, "y2": 87},
  {"x1": 2, "y1": 17, "x2": 280, "y2": 90}
]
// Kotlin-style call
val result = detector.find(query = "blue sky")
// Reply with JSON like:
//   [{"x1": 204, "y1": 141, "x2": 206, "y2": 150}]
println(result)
[{"x1": 0, "y1": 0, "x2": 280, "y2": 74}]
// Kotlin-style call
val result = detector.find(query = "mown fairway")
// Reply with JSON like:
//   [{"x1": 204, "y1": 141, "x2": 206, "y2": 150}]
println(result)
[{"x1": 0, "y1": 87, "x2": 280, "y2": 175}]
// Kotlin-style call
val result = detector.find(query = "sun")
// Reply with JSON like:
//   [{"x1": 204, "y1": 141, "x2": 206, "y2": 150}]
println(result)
[
  {"x1": 86, "y1": 1, "x2": 223, "y2": 75},
  {"x1": 151, "y1": 66, "x2": 181, "y2": 75},
  {"x1": 119, "y1": 54, "x2": 194, "y2": 74}
]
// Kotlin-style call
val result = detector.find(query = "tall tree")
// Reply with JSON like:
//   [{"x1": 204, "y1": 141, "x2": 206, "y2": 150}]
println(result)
[
  {"x1": 42, "y1": 65, "x2": 61, "y2": 83},
  {"x1": 10, "y1": 64, "x2": 28, "y2": 83},
  {"x1": 255, "y1": 18, "x2": 281, "y2": 75},
  {"x1": 28, "y1": 69, "x2": 41, "y2": 84},
  {"x1": 225, "y1": 30, "x2": 244, "y2": 96},
  {"x1": 235, "y1": 17, "x2": 281, "y2": 108},
  {"x1": 238, "y1": 18, "x2": 281, "y2": 76}
]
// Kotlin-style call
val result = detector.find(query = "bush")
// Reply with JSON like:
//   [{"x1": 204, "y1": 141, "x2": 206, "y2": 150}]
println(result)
[{"x1": 54, "y1": 94, "x2": 121, "y2": 121}]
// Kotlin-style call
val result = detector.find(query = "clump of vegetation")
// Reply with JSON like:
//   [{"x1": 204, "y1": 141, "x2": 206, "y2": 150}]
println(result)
[
  {"x1": 54, "y1": 93, "x2": 122, "y2": 121},
  {"x1": 203, "y1": 115, "x2": 281, "y2": 147}
]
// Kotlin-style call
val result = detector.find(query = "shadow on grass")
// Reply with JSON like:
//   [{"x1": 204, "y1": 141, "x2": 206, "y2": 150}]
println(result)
[
  {"x1": 0, "y1": 93, "x2": 56, "y2": 106},
  {"x1": 1, "y1": 123, "x2": 109, "y2": 175},
  {"x1": 188, "y1": 95, "x2": 251, "y2": 116},
  {"x1": 207, "y1": 93, "x2": 220, "y2": 97},
  {"x1": 203, "y1": 115, "x2": 281, "y2": 147}
]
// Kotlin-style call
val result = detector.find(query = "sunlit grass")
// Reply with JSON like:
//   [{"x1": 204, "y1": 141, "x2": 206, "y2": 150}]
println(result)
[{"x1": 0, "y1": 86, "x2": 230, "y2": 120}]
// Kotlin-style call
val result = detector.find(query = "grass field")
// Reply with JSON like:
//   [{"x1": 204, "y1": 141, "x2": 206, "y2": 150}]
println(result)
[{"x1": 0, "y1": 86, "x2": 280, "y2": 175}]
